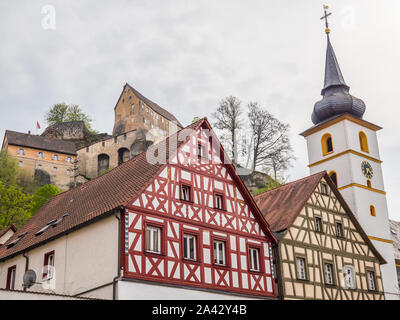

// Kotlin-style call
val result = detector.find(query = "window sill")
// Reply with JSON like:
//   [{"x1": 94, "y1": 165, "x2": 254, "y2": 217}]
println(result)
[
  {"x1": 180, "y1": 199, "x2": 194, "y2": 204},
  {"x1": 248, "y1": 269, "x2": 264, "y2": 275},
  {"x1": 212, "y1": 263, "x2": 230, "y2": 270},
  {"x1": 182, "y1": 258, "x2": 201, "y2": 265},
  {"x1": 322, "y1": 151, "x2": 334, "y2": 157},
  {"x1": 144, "y1": 251, "x2": 164, "y2": 258}
]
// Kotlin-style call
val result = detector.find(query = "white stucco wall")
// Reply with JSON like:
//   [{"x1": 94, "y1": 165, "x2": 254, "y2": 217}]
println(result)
[
  {"x1": 117, "y1": 280, "x2": 263, "y2": 300},
  {"x1": 0, "y1": 215, "x2": 119, "y2": 300}
]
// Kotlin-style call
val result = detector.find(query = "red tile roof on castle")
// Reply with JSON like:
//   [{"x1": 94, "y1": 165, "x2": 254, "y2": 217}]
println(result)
[
  {"x1": 0, "y1": 119, "x2": 201, "y2": 261},
  {"x1": 254, "y1": 171, "x2": 386, "y2": 264},
  {"x1": 4, "y1": 130, "x2": 77, "y2": 155}
]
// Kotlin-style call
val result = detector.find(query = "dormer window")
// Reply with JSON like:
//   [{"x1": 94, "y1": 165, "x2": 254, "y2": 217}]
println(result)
[{"x1": 7, "y1": 232, "x2": 27, "y2": 248}]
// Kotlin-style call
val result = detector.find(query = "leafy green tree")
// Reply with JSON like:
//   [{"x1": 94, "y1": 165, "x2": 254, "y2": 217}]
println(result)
[
  {"x1": 45, "y1": 103, "x2": 93, "y2": 130},
  {"x1": 0, "y1": 150, "x2": 18, "y2": 186},
  {"x1": 30, "y1": 184, "x2": 61, "y2": 214},
  {"x1": 0, "y1": 182, "x2": 33, "y2": 229}
]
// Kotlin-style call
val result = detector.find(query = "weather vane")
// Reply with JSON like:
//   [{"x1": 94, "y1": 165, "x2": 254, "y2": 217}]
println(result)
[{"x1": 320, "y1": 5, "x2": 332, "y2": 34}]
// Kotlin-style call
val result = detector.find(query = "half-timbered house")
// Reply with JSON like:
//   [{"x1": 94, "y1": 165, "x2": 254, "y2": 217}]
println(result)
[
  {"x1": 0, "y1": 118, "x2": 277, "y2": 300},
  {"x1": 254, "y1": 172, "x2": 386, "y2": 300}
]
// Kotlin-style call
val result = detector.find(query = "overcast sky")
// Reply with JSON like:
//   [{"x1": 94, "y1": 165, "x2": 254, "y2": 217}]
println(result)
[{"x1": 1, "y1": 1, "x2": 399, "y2": 220}]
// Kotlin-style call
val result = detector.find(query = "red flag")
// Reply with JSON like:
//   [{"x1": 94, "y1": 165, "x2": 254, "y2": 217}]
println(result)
[{"x1": 36, "y1": 121, "x2": 41, "y2": 129}]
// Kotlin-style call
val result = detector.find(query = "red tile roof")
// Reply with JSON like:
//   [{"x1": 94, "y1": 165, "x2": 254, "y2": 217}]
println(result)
[
  {"x1": 4, "y1": 130, "x2": 77, "y2": 155},
  {"x1": 0, "y1": 119, "x2": 202, "y2": 261},
  {"x1": 254, "y1": 171, "x2": 386, "y2": 264},
  {"x1": 254, "y1": 172, "x2": 326, "y2": 232}
]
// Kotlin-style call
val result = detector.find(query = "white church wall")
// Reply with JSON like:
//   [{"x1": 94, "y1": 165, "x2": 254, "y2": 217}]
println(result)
[
  {"x1": 343, "y1": 120, "x2": 381, "y2": 160},
  {"x1": 306, "y1": 121, "x2": 348, "y2": 165},
  {"x1": 0, "y1": 215, "x2": 119, "y2": 300}
]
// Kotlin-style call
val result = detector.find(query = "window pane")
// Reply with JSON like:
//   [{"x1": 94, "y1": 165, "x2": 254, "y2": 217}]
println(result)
[
  {"x1": 146, "y1": 228, "x2": 151, "y2": 250},
  {"x1": 189, "y1": 237, "x2": 195, "y2": 260}
]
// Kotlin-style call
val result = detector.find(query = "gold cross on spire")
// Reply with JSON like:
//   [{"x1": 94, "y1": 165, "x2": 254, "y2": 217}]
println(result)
[{"x1": 320, "y1": 5, "x2": 332, "y2": 34}]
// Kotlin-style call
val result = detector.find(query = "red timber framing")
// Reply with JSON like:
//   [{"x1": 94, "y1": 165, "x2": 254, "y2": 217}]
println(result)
[{"x1": 122, "y1": 119, "x2": 277, "y2": 298}]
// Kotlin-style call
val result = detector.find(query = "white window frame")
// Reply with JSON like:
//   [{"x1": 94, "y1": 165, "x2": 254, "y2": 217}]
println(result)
[
  {"x1": 53, "y1": 167, "x2": 57, "y2": 173},
  {"x1": 249, "y1": 247, "x2": 260, "y2": 272},
  {"x1": 324, "y1": 263, "x2": 334, "y2": 285},
  {"x1": 296, "y1": 257, "x2": 307, "y2": 280},
  {"x1": 343, "y1": 265, "x2": 356, "y2": 289},
  {"x1": 336, "y1": 222, "x2": 343, "y2": 237},
  {"x1": 37, "y1": 152, "x2": 44, "y2": 159},
  {"x1": 66, "y1": 157, "x2": 72, "y2": 163},
  {"x1": 17, "y1": 148, "x2": 25, "y2": 155},
  {"x1": 198, "y1": 143, "x2": 206, "y2": 158},
  {"x1": 213, "y1": 240, "x2": 226, "y2": 265},
  {"x1": 146, "y1": 225, "x2": 161, "y2": 254},
  {"x1": 183, "y1": 234, "x2": 197, "y2": 261},
  {"x1": 215, "y1": 194, "x2": 224, "y2": 210},
  {"x1": 52, "y1": 154, "x2": 59, "y2": 161},
  {"x1": 9, "y1": 267, "x2": 16, "y2": 290},
  {"x1": 367, "y1": 271, "x2": 376, "y2": 291},
  {"x1": 315, "y1": 217, "x2": 323, "y2": 233},
  {"x1": 181, "y1": 185, "x2": 191, "y2": 202}
]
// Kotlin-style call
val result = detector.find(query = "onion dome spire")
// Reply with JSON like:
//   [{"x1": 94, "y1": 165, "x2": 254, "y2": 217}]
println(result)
[{"x1": 311, "y1": 6, "x2": 366, "y2": 125}]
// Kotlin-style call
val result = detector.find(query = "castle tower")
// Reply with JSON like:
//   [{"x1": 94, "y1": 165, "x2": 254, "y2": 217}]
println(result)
[{"x1": 300, "y1": 7, "x2": 399, "y2": 299}]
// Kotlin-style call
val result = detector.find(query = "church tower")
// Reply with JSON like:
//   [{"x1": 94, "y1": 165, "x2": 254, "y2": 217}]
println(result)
[{"x1": 300, "y1": 7, "x2": 399, "y2": 299}]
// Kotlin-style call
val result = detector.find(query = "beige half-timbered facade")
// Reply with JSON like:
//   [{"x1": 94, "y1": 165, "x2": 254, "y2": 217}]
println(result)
[{"x1": 255, "y1": 172, "x2": 386, "y2": 300}]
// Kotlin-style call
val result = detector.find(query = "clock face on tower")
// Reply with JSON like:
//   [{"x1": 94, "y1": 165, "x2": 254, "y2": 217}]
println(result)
[{"x1": 361, "y1": 161, "x2": 374, "y2": 179}]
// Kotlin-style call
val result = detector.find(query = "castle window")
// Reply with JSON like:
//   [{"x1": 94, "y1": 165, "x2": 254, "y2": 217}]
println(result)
[
  {"x1": 131, "y1": 117, "x2": 134, "y2": 123},
  {"x1": 324, "y1": 263, "x2": 334, "y2": 285},
  {"x1": 37, "y1": 164, "x2": 42, "y2": 170},
  {"x1": 123, "y1": 134, "x2": 127, "y2": 141},
  {"x1": 52, "y1": 154, "x2": 59, "y2": 161},
  {"x1": 367, "y1": 180, "x2": 372, "y2": 188},
  {"x1": 17, "y1": 148, "x2": 25, "y2": 155},
  {"x1": 53, "y1": 167, "x2": 57, "y2": 173},
  {"x1": 66, "y1": 169, "x2": 71, "y2": 175},
  {"x1": 296, "y1": 257, "x2": 307, "y2": 280},
  {"x1": 66, "y1": 157, "x2": 72, "y2": 163},
  {"x1": 359, "y1": 131, "x2": 369, "y2": 153},
  {"x1": 315, "y1": 217, "x2": 323, "y2": 233},
  {"x1": 102, "y1": 141, "x2": 105, "y2": 147},
  {"x1": 213, "y1": 240, "x2": 226, "y2": 266},
  {"x1": 367, "y1": 270, "x2": 376, "y2": 291},
  {"x1": 37, "y1": 152, "x2": 44, "y2": 159},
  {"x1": 336, "y1": 222, "x2": 344, "y2": 238},
  {"x1": 86, "y1": 147, "x2": 89, "y2": 152},
  {"x1": 114, "y1": 136, "x2": 117, "y2": 143},
  {"x1": 183, "y1": 234, "x2": 197, "y2": 261},
  {"x1": 321, "y1": 133, "x2": 333, "y2": 156},
  {"x1": 370, "y1": 205, "x2": 376, "y2": 217},
  {"x1": 6, "y1": 265, "x2": 16, "y2": 290},
  {"x1": 329, "y1": 171, "x2": 338, "y2": 187},
  {"x1": 18, "y1": 161, "x2": 23, "y2": 167},
  {"x1": 131, "y1": 103, "x2": 135, "y2": 111},
  {"x1": 98, "y1": 154, "x2": 110, "y2": 175},
  {"x1": 249, "y1": 247, "x2": 260, "y2": 272}
]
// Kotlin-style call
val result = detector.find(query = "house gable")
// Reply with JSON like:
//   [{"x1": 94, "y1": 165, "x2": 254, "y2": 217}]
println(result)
[{"x1": 123, "y1": 119, "x2": 277, "y2": 297}]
